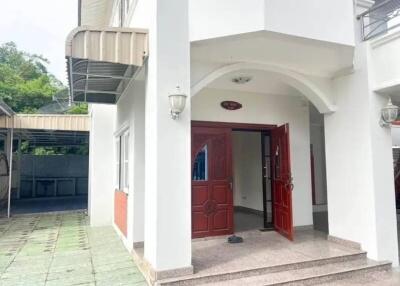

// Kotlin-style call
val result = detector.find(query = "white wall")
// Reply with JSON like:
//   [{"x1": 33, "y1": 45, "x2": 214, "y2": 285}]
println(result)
[
  {"x1": 189, "y1": 0, "x2": 354, "y2": 46},
  {"x1": 264, "y1": 0, "x2": 354, "y2": 46},
  {"x1": 192, "y1": 88, "x2": 313, "y2": 227},
  {"x1": 326, "y1": 42, "x2": 399, "y2": 266},
  {"x1": 189, "y1": 0, "x2": 264, "y2": 41},
  {"x1": 116, "y1": 68, "x2": 146, "y2": 249},
  {"x1": 232, "y1": 131, "x2": 264, "y2": 212},
  {"x1": 130, "y1": 0, "x2": 354, "y2": 46},
  {"x1": 88, "y1": 104, "x2": 116, "y2": 226},
  {"x1": 369, "y1": 30, "x2": 400, "y2": 91}
]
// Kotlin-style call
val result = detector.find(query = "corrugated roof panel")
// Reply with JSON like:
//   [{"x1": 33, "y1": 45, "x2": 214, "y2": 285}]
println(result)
[
  {"x1": 0, "y1": 115, "x2": 90, "y2": 132},
  {"x1": 66, "y1": 26, "x2": 148, "y2": 105}
]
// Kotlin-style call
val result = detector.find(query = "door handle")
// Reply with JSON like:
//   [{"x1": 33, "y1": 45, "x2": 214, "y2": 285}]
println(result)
[{"x1": 286, "y1": 177, "x2": 294, "y2": 191}]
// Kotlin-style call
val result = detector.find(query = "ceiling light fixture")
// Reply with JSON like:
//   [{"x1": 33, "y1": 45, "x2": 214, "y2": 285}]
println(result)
[{"x1": 231, "y1": 76, "x2": 252, "y2": 84}]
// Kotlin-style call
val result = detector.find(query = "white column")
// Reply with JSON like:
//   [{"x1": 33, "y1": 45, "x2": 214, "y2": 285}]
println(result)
[
  {"x1": 143, "y1": 0, "x2": 192, "y2": 277},
  {"x1": 132, "y1": 79, "x2": 146, "y2": 245},
  {"x1": 325, "y1": 42, "x2": 399, "y2": 266},
  {"x1": 88, "y1": 104, "x2": 116, "y2": 226}
]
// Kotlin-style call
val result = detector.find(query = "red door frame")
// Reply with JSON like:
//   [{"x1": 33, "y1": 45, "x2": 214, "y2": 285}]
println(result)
[
  {"x1": 192, "y1": 121, "x2": 276, "y2": 131},
  {"x1": 192, "y1": 121, "x2": 296, "y2": 239}
]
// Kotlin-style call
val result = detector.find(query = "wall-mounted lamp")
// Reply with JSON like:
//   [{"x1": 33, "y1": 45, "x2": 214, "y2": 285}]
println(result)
[
  {"x1": 169, "y1": 86, "x2": 187, "y2": 120},
  {"x1": 380, "y1": 97, "x2": 399, "y2": 127}
]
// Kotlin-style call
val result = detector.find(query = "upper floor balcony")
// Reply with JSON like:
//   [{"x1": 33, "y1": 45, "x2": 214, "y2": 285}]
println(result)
[
  {"x1": 363, "y1": 0, "x2": 400, "y2": 98},
  {"x1": 358, "y1": 0, "x2": 400, "y2": 41}
]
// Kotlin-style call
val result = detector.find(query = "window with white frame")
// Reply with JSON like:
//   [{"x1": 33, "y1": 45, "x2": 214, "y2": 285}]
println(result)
[{"x1": 115, "y1": 130, "x2": 129, "y2": 191}]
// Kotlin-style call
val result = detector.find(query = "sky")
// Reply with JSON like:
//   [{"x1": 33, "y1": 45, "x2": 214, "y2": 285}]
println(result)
[{"x1": 0, "y1": 0, "x2": 78, "y2": 85}]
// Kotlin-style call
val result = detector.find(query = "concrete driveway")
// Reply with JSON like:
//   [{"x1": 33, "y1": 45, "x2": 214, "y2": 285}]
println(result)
[{"x1": 0, "y1": 212, "x2": 146, "y2": 286}]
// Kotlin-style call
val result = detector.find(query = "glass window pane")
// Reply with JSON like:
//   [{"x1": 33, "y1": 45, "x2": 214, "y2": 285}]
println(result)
[
  {"x1": 124, "y1": 162, "x2": 129, "y2": 188},
  {"x1": 192, "y1": 145, "x2": 208, "y2": 181},
  {"x1": 124, "y1": 132, "x2": 129, "y2": 188},
  {"x1": 115, "y1": 138, "x2": 120, "y2": 189}
]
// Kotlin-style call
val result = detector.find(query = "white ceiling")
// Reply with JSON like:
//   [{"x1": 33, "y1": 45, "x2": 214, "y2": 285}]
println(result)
[{"x1": 208, "y1": 69, "x2": 299, "y2": 96}]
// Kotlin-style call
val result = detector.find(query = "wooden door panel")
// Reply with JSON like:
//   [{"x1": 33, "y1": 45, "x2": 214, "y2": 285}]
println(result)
[
  {"x1": 192, "y1": 212, "x2": 209, "y2": 232},
  {"x1": 274, "y1": 209, "x2": 282, "y2": 228},
  {"x1": 211, "y1": 135, "x2": 229, "y2": 180},
  {"x1": 283, "y1": 192, "x2": 290, "y2": 207},
  {"x1": 192, "y1": 185, "x2": 208, "y2": 206},
  {"x1": 271, "y1": 124, "x2": 294, "y2": 240},
  {"x1": 192, "y1": 126, "x2": 233, "y2": 238},
  {"x1": 212, "y1": 185, "x2": 228, "y2": 204},
  {"x1": 213, "y1": 209, "x2": 229, "y2": 230}
]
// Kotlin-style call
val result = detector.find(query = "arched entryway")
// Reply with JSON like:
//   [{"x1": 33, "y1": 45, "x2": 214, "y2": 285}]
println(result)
[{"x1": 190, "y1": 63, "x2": 330, "y2": 241}]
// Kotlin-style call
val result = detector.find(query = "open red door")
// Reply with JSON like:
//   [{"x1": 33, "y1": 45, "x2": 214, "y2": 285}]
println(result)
[
  {"x1": 271, "y1": 124, "x2": 294, "y2": 240},
  {"x1": 191, "y1": 126, "x2": 233, "y2": 238}
]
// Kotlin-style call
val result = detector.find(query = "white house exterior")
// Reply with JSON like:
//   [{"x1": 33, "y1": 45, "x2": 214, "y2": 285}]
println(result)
[{"x1": 66, "y1": 0, "x2": 400, "y2": 284}]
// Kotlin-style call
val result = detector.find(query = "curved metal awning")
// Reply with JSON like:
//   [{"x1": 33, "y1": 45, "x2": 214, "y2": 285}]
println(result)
[{"x1": 66, "y1": 26, "x2": 148, "y2": 104}]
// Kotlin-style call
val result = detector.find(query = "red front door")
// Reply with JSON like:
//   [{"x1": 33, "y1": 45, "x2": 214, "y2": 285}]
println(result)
[
  {"x1": 191, "y1": 127, "x2": 233, "y2": 238},
  {"x1": 271, "y1": 124, "x2": 294, "y2": 240}
]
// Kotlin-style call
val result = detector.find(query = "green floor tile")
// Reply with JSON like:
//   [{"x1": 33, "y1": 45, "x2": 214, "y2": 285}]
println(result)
[{"x1": 0, "y1": 213, "x2": 147, "y2": 286}]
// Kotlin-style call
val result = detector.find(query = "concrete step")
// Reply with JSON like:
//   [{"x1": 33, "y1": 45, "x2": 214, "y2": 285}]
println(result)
[
  {"x1": 198, "y1": 258, "x2": 391, "y2": 286},
  {"x1": 157, "y1": 252, "x2": 383, "y2": 286}
]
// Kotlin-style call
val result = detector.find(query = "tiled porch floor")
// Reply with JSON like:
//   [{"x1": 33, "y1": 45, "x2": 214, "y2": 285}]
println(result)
[
  {"x1": 0, "y1": 212, "x2": 146, "y2": 286},
  {"x1": 153, "y1": 230, "x2": 400, "y2": 285},
  {"x1": 191, "y1": 230, "x2": 360, "y2": 277}
]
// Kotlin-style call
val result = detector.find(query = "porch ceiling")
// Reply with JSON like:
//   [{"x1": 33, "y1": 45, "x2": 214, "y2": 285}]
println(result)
[
  {"x1": 208, "y1": 69, "x2": 300, "y2": 96},
  {"x1": 66, "y1": 26, "x2": 148, "y2": 104},
  {"x1": 191, "y1": 31, "x2": 354, "y2": 78}
]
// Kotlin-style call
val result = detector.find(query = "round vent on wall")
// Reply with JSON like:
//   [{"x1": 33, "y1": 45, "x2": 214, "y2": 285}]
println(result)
[{"x1": 221, "y1": 101, "x2": 243, "y2": 111}]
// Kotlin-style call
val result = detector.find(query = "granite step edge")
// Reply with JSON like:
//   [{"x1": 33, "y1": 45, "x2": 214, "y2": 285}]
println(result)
[
  {"x1": 157, "y1": 252, "x2": 368, "y2": 286},
  {"x1": 197, "y1": 260, "x2": 392, "y2": 286},
  {"x1": 251, "y1": 260, "x2": 392, "y2": 286}
]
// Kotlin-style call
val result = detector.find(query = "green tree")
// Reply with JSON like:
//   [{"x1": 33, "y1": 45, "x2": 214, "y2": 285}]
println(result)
[
  {"x1": 0, "y1": 42, "x2": 69, "y2": 113},
  {"x1": 67, "y1": 103, "x2": 88, "y2": 114}
]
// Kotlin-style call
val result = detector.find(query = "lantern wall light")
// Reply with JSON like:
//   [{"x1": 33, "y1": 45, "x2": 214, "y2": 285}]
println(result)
[
  {"x1": 380, "y1": 97, "x2": 399, "y2": 127},
  {"x1": 169, "y1": 86, "x2": 187, "y2": 120}
]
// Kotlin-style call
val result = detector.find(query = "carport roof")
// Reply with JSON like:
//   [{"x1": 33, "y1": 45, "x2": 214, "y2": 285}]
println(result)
[
  {"x1": 0, "y1": 114, "x2": 90, "y2": 132},
  {"x1": 0, "y1": 100, "x2": 15, "y2": 117},
  {"x1": 0, "y1": 128, "x2": 88, "y2": 147}
]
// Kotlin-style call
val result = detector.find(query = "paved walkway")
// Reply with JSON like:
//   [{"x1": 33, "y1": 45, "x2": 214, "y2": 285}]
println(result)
[{"x1": 0, "y1": 212, "x2": 146, "y2": 286}]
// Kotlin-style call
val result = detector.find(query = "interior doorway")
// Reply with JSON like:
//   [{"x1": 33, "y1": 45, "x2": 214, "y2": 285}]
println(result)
[
  {"x1": 232, "y1": 130, "x2": 273, "y2": 232},
  {"x1": 191, "y1": 121, "x2": 293, "y2": 240}
]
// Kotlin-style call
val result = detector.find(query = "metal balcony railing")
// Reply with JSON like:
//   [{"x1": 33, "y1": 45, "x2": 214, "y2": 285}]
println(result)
[{"x1": 357, "y1": 0, "x2": 400, "y2": 41}]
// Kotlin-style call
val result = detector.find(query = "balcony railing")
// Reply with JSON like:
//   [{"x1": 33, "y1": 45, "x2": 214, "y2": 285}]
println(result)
[{"x1": 358, "y1": 0, "x2": 400, "y2": 41}]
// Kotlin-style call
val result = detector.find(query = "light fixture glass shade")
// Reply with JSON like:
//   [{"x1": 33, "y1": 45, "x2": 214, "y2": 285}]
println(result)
[
  {"x1": 381, "y1": 98, "x2": 399, "y2": 125},
  {"x1": 169, "y1": 93, "x2": 187, "y2": 119}
]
